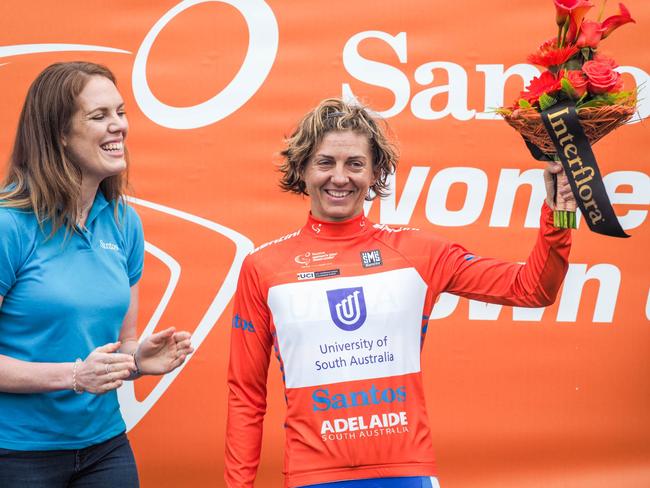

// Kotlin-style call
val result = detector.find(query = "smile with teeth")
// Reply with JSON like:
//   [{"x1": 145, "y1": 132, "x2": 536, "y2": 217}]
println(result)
[
  {"x1": 325, "y1": 189, "x2": 353, "y2": 198},
  {"x1": 100, "y1": 142, "x2": 123, "y2": 152}
]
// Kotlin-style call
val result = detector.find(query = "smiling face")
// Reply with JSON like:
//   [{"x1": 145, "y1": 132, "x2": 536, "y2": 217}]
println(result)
[
  {"x1": 63, "y1": 75, "x2": 128, "y2": 187},
  {"x1": 303, "y1": 130, "x2": 376, "y2": 222}
]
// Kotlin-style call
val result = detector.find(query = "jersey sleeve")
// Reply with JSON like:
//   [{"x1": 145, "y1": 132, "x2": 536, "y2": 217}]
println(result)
[
  {"x1": 225, "y1": 254, "x2": 273, "y2": 488},
  {"x1": 0, "y1": 210, "x2": 23, "y2": 296},
  {"x1": 442, "y1": 203, "x2": 571, "y2": 307},
  {"x1": 122, "y1": 205, "x2": 145, "y2": 286}
]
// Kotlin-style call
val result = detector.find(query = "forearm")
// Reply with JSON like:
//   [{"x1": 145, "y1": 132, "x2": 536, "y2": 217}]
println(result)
[
  {"x1": 447, "y1": 204, "x2": 571, "y2": 307},
  {"x1": 0, "y1": 354, "x2": 74, "y2": 393}
]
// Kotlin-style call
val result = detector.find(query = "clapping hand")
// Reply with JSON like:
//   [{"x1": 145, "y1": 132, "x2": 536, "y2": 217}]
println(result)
[
  {"x1": 76, "y1": 342, "x2": 136, "y2": 394},
  {"x1": 135, "y1": 327, "x2": 194, "y2": 375}
]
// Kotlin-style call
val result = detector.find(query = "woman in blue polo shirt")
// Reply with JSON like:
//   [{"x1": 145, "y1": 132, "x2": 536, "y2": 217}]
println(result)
[{"x1": 0, "y1": 62, "x2": 193, "y2": 487}]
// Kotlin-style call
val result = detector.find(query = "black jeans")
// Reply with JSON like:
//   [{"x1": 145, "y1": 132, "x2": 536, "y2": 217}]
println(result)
[{"x1": 0, "y1": 432, "x2": 139, "y2": 487}]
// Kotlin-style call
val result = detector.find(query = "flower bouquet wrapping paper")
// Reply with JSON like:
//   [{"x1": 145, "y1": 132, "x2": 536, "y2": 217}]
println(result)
[{"x1": 499, "y1": 0, "x2": 636, "y2": 236}]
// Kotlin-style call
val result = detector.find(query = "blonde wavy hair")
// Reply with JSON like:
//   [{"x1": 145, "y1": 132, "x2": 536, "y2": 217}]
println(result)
[
  {"x1": 0, "y1": 61, "x2": 128, "y2": 235},
  {"x1": 279, "y1": 98, "x2": 398, "y2": 199}
]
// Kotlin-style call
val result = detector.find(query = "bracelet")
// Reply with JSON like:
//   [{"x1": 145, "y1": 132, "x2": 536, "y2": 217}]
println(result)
[
  {"x1": 127, "y1": 350, "x2": 142, "y2": 380},
  {"x1": 72, "y1": 358, "x2": 84, "y2": 394},
  {"x1": 132, "y1": 351, "x2": 141, "y2": 376}
]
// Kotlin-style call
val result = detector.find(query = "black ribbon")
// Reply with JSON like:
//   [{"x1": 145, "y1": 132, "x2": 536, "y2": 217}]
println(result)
[{"x1": 520, "y1": 101, "x2": 629, "y2": 238}]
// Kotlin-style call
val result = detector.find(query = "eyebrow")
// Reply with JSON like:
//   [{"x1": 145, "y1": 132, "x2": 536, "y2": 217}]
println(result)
[
  {"x1": 84, "y1": 102, "x2": 125, "y2": 115},
  {"x1": 313, "y1": 153, "x2": 368, "y2": 160}
]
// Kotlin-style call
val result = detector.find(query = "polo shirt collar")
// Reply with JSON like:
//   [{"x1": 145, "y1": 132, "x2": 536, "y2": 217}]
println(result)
[{"x1": 85, "y1": 190, "x2": 110, "y2": 228}]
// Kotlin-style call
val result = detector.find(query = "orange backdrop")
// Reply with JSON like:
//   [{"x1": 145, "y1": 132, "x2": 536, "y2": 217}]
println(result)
[{"x1": 0, "y1": 1, "x2": 648, "y2": 487}]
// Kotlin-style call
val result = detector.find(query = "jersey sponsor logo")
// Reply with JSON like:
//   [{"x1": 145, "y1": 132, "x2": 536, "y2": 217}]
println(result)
[
  {"x1": 326, "y1": 287, "x2": 367, "y2": 331},
  {"x1": 360, "y1": 249, "x2": 382, "y2": 268},
  {"x1": 252, "y1": 229, "x2": 301, "y2": 254},
  {"x1": 297, "y1": 269, "x2": 341, "y2": 281},
  {"x1": 312, "y1": 384, "x2": 406, "y2": 412},
  {"x1": 372, "y1": 223, "x2": 419, "y2": 233},
  {"x1": 320, "y1": 412, "x2": 409, "y2": 441},
  {"x1": 99, "y1": 240, "x2": 120, "y2": 251},
  {"x1": 232, "y1": 313, "x2": 255, "y2": 333},
  {"x1": 294, "y1": 251, "x2": 338, "y2": 267}
]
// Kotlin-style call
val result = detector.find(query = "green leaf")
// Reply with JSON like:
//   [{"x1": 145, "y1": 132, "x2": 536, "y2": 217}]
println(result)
[
  {"x1": 581, "y1": 47, "x2": 592, "y2": 61},
  {"x1": 561, "y1": 77, "x2": 577, "y2": 98},
  {"x1": 539, "y1": 93, "x2": 557, "y2": 111},
  {"x1": 576, "y1": 91, "x2": 589, "y2": 104},
  {"x1": 518, "y1": 99, "x2": 532, "y2": 109},
  {"x1": 577, "y1": 96, "x2": 610, "y2": 109}
]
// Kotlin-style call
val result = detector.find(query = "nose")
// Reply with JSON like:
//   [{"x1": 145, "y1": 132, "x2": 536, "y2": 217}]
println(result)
[
  {"x1": 108, "y1": 113, "x2": 128, "y2": 135},
  {"x1": 330, "y1": 163, "x2": 349, "y2": 185}
]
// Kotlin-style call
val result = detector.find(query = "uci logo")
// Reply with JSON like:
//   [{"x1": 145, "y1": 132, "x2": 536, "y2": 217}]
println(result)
[{"x1": 326, "y1": 287, "x2": 367, "y2": 331}]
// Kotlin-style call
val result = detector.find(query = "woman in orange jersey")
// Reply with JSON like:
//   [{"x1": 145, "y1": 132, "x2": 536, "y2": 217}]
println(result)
[{"x1": 225, "y1": 98, "x2": 575, "y2": 488}]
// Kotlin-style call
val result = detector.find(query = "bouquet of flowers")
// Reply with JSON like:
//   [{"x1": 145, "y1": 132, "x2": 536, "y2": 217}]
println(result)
[{"x1": 498, "y1": 0, "x2": 636, "y2": 236}]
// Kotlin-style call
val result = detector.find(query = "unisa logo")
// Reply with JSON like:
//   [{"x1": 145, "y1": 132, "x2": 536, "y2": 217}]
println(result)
[{"x1": 326, "y1": 287, "x2": 367, "y2": 331}]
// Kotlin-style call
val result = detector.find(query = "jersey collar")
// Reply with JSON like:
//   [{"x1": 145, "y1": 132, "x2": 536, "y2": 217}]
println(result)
[{"x1": 304, "y1": 212, "x2": 369, "y2": 239}]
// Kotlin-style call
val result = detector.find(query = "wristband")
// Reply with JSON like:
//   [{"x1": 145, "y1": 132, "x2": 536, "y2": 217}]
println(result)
[
  {"x1": 72, "y1": 358, "x2": 84, "y2": 394},
  {"x1": 132, "y1": 351, "x2": 141, "y2": 375},
  {"x1": 128, "y1": 350, "x2": 142, "y2": 380}
]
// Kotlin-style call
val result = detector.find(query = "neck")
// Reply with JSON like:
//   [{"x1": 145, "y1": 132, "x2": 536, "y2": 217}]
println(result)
[{"x1": 78, "y1": 179, "x2": 99, "y2": 227}]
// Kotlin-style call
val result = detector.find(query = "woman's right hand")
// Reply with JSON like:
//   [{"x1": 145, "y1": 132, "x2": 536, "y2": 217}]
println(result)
[{"x1": 75, "y1": 342, "x2": 136, "y2": 394}]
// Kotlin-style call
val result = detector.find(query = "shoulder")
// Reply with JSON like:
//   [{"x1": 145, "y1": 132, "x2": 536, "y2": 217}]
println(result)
[
  {"x1": 248, "y1": 227, "x2": 302, "y2": 258},
  {"x1": 370, "y1": 222, "x2": 449, "y2": 249},
  {"x1": 0, "y1": 206, "x2": 38, "y2": 238},
  {"x1": 116, "y1": 200, "x2": 142, "y2": 227}
]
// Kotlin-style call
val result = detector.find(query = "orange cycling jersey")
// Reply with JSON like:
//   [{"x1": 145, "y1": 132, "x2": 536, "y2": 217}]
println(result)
[{"x1": 225, "y1": 203, "x2": 571, "y2": 487}]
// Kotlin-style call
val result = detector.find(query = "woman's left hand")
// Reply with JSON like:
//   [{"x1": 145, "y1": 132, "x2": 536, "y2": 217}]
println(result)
[{"x1": 135, "y1": 328, "x2": 194, "y2": 375}]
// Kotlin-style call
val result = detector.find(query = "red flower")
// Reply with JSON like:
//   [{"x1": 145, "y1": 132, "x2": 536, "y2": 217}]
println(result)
[
  {"x1": 601, "y1": 3, "x2": 635, "y2": 39},
  {"x1": 554, "y1": 0, "x2": 594, "y2": 43},
  {"x1": 583, "y1": 59, "x2": 622, "y2": 93},
  {"x1": 576, "y1": 20, "x2": 605, "y2": 48},
  {"x1": 562, "y1": 69, "x2": 589, "y2": 97},
  {"x1": 593, "y1": 53, "x2": 618, "y2": 69},
  {"x1": 554, "y1": 0, "x2": 594, "y2": 27},
  {"x1": 527, "y1": 38, "x2": 579, "y2": 67},
  {"x1": 519, "y1": 71, "x2": 561, "y2": 105}
]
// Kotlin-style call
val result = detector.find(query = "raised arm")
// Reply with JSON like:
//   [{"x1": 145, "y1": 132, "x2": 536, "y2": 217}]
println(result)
[{"x1": 443, "y1": 163, "x2": 574, "y2": 307}]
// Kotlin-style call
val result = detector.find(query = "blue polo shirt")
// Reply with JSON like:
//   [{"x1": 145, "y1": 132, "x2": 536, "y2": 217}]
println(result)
[{"x1": 0, "y1": 191, "x2": 144, "y2": 450}]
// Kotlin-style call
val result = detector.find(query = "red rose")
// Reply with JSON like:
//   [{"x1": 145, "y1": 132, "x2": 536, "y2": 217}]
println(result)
[
  {"x1": 593, "y1": 53, "x2": 618, "y2": 69},
  {"x1": 520, "y1": 71, "x2": 561, "y2": 106},
  {"x1": 563, "y1": 70, "x2": 589, "y2": 97},
  {"x1": 601, "y1": 3, "x2": 635, "y2": 39},
  {"x1": 583, "y1": 60, "x2": 622, "y2": 94},
  {"x1": 576, "y1": 20, "x2": 605, "y2": 48}
]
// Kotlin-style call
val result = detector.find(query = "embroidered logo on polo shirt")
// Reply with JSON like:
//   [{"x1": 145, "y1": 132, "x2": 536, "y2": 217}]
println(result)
[
  {"x1": 360, "y1": 249, "x2": 382, "y2": 268},
  {"x1": 100, "y1": 240, "x2": 119, "y2": 251}
]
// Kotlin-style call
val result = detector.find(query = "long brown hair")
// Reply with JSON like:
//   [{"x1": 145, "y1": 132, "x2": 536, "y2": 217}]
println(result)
[
  {"x1": 279, "y1": 97, "x2": 398, "y2": 199},
  {"x1": 0, "y1": 61, "x2": 128, "y2": 235}
]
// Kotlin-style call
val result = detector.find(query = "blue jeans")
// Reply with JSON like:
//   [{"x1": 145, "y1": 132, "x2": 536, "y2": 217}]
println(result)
[
  {"x1": 301, "y1": 476, "x2": 441, "y2": 488},
  {"x1": 0, "y1": 432, "x2": 139, "y2": 488}
]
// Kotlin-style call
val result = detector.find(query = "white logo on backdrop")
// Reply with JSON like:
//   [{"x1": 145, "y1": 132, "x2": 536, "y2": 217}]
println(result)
[
  {"x1": 118, "y1": 197, "x2": 253, "y2": 430},
  {"x1": 132, "y1": 0, "x2": 279, "y2": 129},
  {"x1": 0, "y1": 0, "x2": 279, "y2": 130}
]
